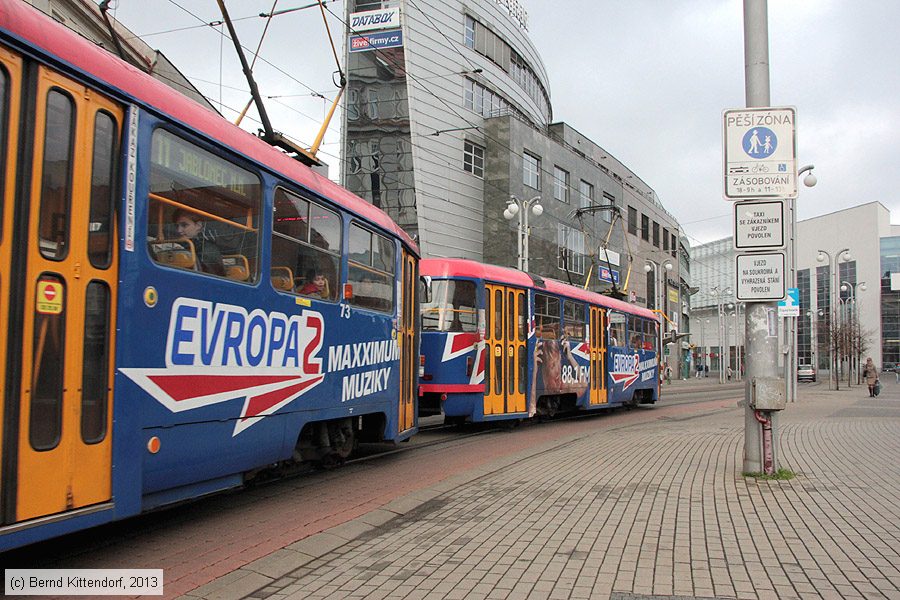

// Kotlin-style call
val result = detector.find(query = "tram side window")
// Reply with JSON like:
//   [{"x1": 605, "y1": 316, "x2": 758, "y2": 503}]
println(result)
[
  {"x1": 88, "y1": 111, "x2": 118, "y2": 269},
  {"x1": 534, "y1": 293, "x2": 560, "y2": 339},
  {"x1": 0, "y1": 67, "x2": 6, "y2": 239},
  {"x1": 348, "y1": 223, "x2": 395, "y2": 313},
  {"x1": 608, "y1": 311, "x2": 625, "y2": 347},
  {"x1": 38, "y1": 89, "x2": 75, "y2": 261},
  {"x1": 422, "y1": 279, "x2": 477, "y2": 332},
  {"x1": 271, "y1": 187, "x2": 340, "y2": 300},
  {"x1": 646, "y1": 320, "x2": 658, "y2": 353},
  {"x1": 563, "y1": 301, "x2": 586, "y2": 339},
  {"x1": 147, "y1": 129, "x2": 260, "y2": 282},
  {"x1": 628, "y1": 315, "x2": 643, "y2": 350}
]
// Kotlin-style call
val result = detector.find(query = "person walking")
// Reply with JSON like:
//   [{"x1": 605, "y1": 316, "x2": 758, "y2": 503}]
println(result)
[
  {"x1": 726, "y1": 366, "x2": 733, "y2": 381},
  {"x1": 863, "y1": 357, "x2": 879, "y2": 397}
]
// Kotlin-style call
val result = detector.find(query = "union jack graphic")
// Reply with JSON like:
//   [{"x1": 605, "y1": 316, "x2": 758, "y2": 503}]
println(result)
[{"x1": 120, "y1": 367, "x2": 325, "y2": 436}]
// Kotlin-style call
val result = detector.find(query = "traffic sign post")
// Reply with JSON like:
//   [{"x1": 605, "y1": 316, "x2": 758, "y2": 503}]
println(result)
[
  {"x1": 735, "y1": 252, "x2": 785, "y2": 302},
  {"x1": 723, "y1": 107, "x2": 797, "y2": 200},
  {"x1": 734, "y1": 200, "x2": 785, "y2": 250},
  {"x1": 778, "y1": 287, "x2": 800, "y2": 317}
]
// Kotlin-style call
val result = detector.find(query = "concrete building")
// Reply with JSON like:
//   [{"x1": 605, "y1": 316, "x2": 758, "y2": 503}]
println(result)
[
  {"x1": 340, "y1": 0, "x2": 691, "y2": 372},
  {"x1": 691, "y1": 201, "x2": 899, "y2": 378}
]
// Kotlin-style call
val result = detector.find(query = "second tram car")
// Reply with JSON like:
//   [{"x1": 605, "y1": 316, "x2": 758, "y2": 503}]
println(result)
[
  {"x1": 0, "y1": 0, "x2": 418, "y2": 551},
  {"x1": 419, "y1": 259, "x2": 660, "y2": 423}
]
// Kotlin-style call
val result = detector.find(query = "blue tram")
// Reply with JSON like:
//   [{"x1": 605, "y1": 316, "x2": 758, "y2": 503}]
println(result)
[
  {"x1": 0, "y1": 1, "x2": 418, "y2": 551},
  {"x1": 419, "y1": 259, "x2": 660, "y2": 423}
]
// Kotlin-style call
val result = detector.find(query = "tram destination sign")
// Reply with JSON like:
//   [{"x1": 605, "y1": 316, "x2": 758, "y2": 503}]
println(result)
[
  {"x1": 733, "y1": 200, "x2": 785, "y2": 250},
  {"x1": 735, "y1": 252, "x2": 785, "y2": 302},
  {"x1": 723, "y1": 106, "x2": 797, "y2": 200}
]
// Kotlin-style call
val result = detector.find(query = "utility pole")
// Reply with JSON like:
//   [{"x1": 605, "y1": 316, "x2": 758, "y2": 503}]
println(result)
[{"x1": 742, "y1": 0, "x2": 778, "y2": 474}]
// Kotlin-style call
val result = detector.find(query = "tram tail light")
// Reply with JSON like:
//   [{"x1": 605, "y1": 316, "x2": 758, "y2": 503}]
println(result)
[
  {"x1": 343, "y1": 283, "x2": 353, "y2": 300},
  {"x1": 419, "y1": 354, "x2": 426, "y2": 378}
]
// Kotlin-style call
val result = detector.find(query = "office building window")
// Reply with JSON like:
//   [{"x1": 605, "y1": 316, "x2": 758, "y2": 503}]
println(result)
[
  {"x1": 652, "y1": 221, "x2": 660, "y2": 248},
  {"x1": 553, "y1": 166, "x2": 569, "y2": 203},
  {"x1": 579, "y1": 180, "x2": 593, "y2": 209},
  {"x1": 464, "y1": 15, "x2": 475, "y2": 48},
  {"x1": 628, "y1": 206, "x2": 637, "y2": 235},
  {"x1": 671, "y1": 233, "x2": 677, "y2": 258},
  {"x1": 663, "y1": 227, "x2": 669, "y2": 251},
  {"x1": 641, "y1": 214, "x2": 650, "y2": 241},
  {"x1": 463, "y1": 140, "x2": 484, "y2": 178},
  {"x1": 557, "y1": 224, "x2": 585, "y2": 275},
  {"x1": 602, "y1": 191, "x2": 615, "y2": 223},
  {"x1": 523, "y1": 152, "x2": 540, "y2": 189}
]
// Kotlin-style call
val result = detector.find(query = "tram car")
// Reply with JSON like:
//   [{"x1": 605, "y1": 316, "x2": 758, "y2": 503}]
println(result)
[
  {"x1": 0, "y1": 0, "x2": 418, "y2": 551},
  {"x1": 419, "y1": 259, "x2": 660, "y2": 423}
]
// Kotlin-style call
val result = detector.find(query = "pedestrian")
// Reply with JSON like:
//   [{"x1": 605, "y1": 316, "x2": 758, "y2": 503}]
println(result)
[
  {"x1": 704, "y1": 364, "x2": 709, "y2": 378},
  {"x1": 863, "y1": 357, "x2": 879, "y2": 397},
  {"x1": 895, "y1": 365, "x2": 899, "y2": 383},
  {"x1": 695, "y1": 363, "x2": 702, "y2": 378},
  {"x1": 726, "y1": 366, "x2": 733, "y2": 381},
  {"x1": 664, "y1": 363, "x2": 672, "y2": 385}
]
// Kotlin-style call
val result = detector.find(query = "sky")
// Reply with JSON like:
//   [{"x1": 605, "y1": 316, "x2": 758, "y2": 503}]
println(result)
[{"x1": 104, "y1": 0, "x2": 900, "y2": 247}]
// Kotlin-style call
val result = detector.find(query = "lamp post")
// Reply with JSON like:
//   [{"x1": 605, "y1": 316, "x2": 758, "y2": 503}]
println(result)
[
  {"x1": 710, "y1": 286, "x2": 732, "y2": 383},
  {"x1": 805, "y1": 309, "x2": 819, "y2": 372},
  {"x1": 840, "y1": 280, "x2": 866, "y2": 385},
  {"x1": 816, "y1": 247, "x2": 851, "y2": 390},
  {"x1": 732, "y1": 302, "x2": 743, "y2": 381},
  {"x1": 786, "y1": 164, "x2": 817, "y2": 404},
  {"x1": 645, "y1": 258, "x2": 674, "y2": 366},
  {"x1": 504, "y1": 195, "x2": 543, "y2": 271},
  {"x1": 698, "y1": 317, "x2": 710, "y2": 377}
]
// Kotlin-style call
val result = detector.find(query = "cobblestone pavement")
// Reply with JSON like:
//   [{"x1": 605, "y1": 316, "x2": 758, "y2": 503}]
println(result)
[{"x1": 185, "y1": 383, "x2": 900, "y2": 600}]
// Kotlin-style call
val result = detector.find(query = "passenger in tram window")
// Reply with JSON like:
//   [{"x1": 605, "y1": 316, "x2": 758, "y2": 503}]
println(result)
[
  {"x1": 299, "y1": 270, "x2": 329, "y2": 299},
  {"x1": 173, "y1": 209, "x2": 226, "y2": 276}
]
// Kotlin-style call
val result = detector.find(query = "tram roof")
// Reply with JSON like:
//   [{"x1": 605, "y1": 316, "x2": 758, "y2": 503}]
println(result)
[
  {"x1": 421, "y1": 259, "x2": 658, "y2": 320},
  {"x1": 1, "y1": 0, "x2": 417, "y2": 252}
]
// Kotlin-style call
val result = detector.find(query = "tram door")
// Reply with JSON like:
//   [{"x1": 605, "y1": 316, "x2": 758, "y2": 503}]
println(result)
[
  {"x1": 484, "y1": 285, "x2": 526, "y2": 415},
  {"x1": 398, "y1": 250, "x2": 417, "y2": 433},
  {"x1": 4, "y1": 66, "x2": 121, "y2": 523},
  {"x1": 589, "y1": 307, "x2": 608, "y2": 405}
]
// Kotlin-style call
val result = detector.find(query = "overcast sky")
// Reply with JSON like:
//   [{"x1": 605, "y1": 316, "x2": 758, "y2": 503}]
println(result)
[{"x1": 106, "y1": 0, "x2": 900, "y2": 247}]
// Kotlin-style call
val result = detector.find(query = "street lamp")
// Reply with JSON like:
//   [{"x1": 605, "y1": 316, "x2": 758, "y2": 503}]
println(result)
[
  {"x1": 816, "y1": 247, "x2": 851, "y2": 390},
  {"x1": 786, "y1": 164, "x2": 818, "y2": 403},
  {"x1": 504, "y1": 195, "x2": 543, "y2": 271},
  {"x1": 645, "y1": 258, "x2": 674, "y2": 366},
  {"x1": 805, "y1": 309, "x2": 820, "y2": 372},
  {"x1": 840, "y1": 280, "x2": 866, "y2": 385},
  {"x1": 699, "y1": 318, "x2": 710, "y2": 377},
  {"x1": 644, "y1": 259, "x2": 673, "y2": 311},
  {"x1": 710, "y1": 286, "x2": 732, "y2": 383},
  {"x1": 731, "y1": 302, "x2": 743, "y2": 381}
]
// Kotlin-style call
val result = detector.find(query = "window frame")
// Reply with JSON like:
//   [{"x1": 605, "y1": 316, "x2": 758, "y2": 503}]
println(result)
[
  {"x1": 523, "y1": 151, "x2": 540, "y2": 189},
  {"x1": 347, "y1": 221, "x2": 397, "y2": 314},
  {"x1": 463, "y1": 140, "x2": 485, "y2": 178},
  {"x1": 146, "y1": 127, "x2": 262, "y2": 283},
  {"x1": 553, "y1": 165, "x2": 569, "y2": 203}
]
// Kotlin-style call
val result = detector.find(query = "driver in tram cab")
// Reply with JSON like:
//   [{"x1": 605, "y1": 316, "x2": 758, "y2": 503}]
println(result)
[{"x1": 173, "y1": 208, "x2": 225, "y2": 276}]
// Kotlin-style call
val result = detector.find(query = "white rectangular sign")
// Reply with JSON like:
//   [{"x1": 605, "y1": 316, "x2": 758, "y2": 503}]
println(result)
[
  {"x1": 349, "y1": 8, "x2": 400, "y2": 32},
  {"x1": 724, "y1": 107, "x2": 797, "y2": 199},
  {"x1": 733, "y1": 200, "x2": 784, "y2": 250},
  {"x1": 736, "y1": 253, "x2": 785, "y2": 301}
]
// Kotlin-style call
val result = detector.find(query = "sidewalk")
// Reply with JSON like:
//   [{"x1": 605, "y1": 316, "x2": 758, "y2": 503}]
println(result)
[{"x1": 183, "y1": 382, "x2": 900, "y2": 600}]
